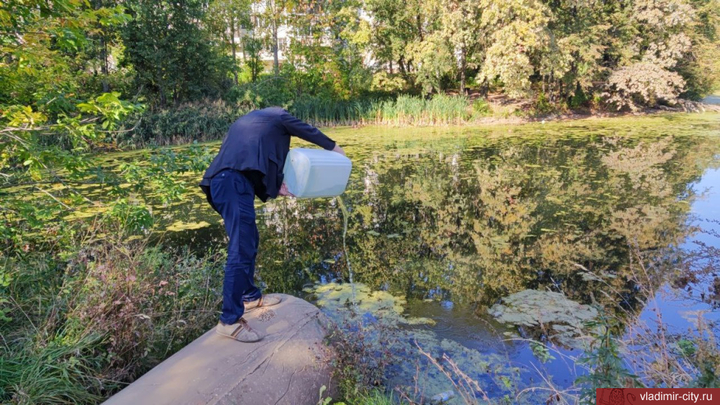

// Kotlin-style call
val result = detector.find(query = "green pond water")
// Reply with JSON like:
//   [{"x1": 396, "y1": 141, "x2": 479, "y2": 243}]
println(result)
[{"x1": 34, "y1": 114, "x2": 720, "y2": 402}]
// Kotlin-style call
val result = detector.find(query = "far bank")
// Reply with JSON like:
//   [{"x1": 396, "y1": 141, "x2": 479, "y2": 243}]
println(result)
[{"x1": 115, "y1": 95, "x2": 720, "y2": 149}]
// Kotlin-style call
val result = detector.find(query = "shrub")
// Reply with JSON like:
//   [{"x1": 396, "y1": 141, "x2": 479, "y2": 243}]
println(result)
[
  {"x1": 569, "y1": 84, "x2": 591, "y2": 109},
  {"x1": 534, "y1": 92, "x2": 555, "y2": 115},
  {"x1": 604, "y1": 62, "x2": 686, "y2": 111},
  {"x1": 370, "y1": 72, "x2": 408, "y2": 94},
  {"x1": 471, "y1": 98, "x2": 491, "y2": 117},
  {"x1": 119, "y1": 101, "x2": 247, "y2": 147}
]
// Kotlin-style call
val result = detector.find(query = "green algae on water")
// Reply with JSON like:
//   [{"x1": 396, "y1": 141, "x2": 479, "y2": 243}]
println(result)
[
  {"x1": 489, "y1": 289, "x2": 598, "y2": 348},
  {"x1": 308, "y1": 282, "x2": 526, "y2": 402},
  {"x1": 308, "y1": 282, "x2": 435, "y2": 326}
]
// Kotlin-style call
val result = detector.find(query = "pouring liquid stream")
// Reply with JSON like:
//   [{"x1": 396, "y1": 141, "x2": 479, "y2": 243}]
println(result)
[{"x1": 337, "y1": 195, "x2": 357, "y2": 309}]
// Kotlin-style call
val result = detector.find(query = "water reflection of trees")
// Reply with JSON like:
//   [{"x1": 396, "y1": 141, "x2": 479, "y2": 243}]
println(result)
[{"x1": 255, "y1": 133, "x2": 719, "y2": 319}]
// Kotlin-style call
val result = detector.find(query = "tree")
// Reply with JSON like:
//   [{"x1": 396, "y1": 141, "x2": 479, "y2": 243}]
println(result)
[
  {"x1": 0, "y1": 0, "x2": 130, "y2": 114},
  {"x1": 80, "y1": 0, "x2": 132, "y2": 93},
  {"x1": 407, "y1": 33, "x2": 455, "y2": 95},
  {"x1": 206, "y1": 0, "x2": 253, "y2": 84},
  {"x1": 121, "y1": 0, "x2": 231, "y2": 107},
  {"x1": 602, "y1": 0, "x2": 701, "y2": 108},
  {"x1": 477, "y1": 0, "x2": 550, "y2": 98},
  {"x1": 439, "y1": 0, "x2": 483, "y2": 94},
  {"x1": 254, "y1": 0, "x2": 293, "y2": 76},
  {"x1": 366, "y1": 0, "x2": 426, "y2": 87},
  {"x1": 286, "y1": 0, "x2": 371, "y2": 99},
  {"x1": 243, "y1": 36, "x2": 264, "y2": 82},
  {"x1": 538, "y1": 0, "x2": 613, "y2": 104}
]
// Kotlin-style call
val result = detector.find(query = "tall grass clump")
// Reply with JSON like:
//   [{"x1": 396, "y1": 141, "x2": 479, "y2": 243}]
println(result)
[
  {"x1": 377, "y1": 94, "x2": 472, "y2": 126},
  {"x1": 116, "y1": 93, "x2": 489, "y2": 148},
  {"x1": 290, "y1": 94, "x2": 476, "y2": 127},
  {"x1": 0, "y1": 233, "x2": 224, "y2": 404},
  {"x1": 290, "y1": 96, "x2": 384, "y2": 127}
]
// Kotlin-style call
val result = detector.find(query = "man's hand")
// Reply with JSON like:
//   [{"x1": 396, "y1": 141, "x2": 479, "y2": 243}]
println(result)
[
  {"x1": 332, "y1": 144, "x2": 346, "y2": 156},
  {"x1": 279, "y1": 182, "x2": 295, "y2": 197}
]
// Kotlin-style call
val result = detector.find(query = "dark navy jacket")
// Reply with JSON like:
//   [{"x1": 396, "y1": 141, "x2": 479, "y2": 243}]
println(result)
[{"x1": 199, "y1": 107, "x2": 336, "y2": 209}]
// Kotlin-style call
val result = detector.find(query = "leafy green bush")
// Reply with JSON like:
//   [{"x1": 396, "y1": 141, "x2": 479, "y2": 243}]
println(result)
[
  {"x1": 569, "y1": 85, "x2": 591, "y2": 109},
  {"x1": 370, "y1": 72, "x2": 408, "y2": 94},
  {"x1": 604, "y1": 63, "x2": 686, "y2": 111},
  {"x1": 534, "y1": 92, "x2": 555, "y2": 116},
  {"x1": 120, "y1": 101, "x2": 247, "y2": 147},
  {"x1": 471, "y1": 98, "x2": 491, "y2": 117},
  {"x1": 576, "y1": 317, "x2": 641, "y2": 403}
]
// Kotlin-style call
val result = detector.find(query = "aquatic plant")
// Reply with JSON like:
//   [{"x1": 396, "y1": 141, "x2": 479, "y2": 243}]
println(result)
[
  {"x1": 489, "y1": 289, "x2": 599, "y2": 348},
  {"x1": 310, "y1": 283, "x2": 525, "y2": 403},
  {"x1": 576, "y1": 316, "x2": 642, "y2": 404}
]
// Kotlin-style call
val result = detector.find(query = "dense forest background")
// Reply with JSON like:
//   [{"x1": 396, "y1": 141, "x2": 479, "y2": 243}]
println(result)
[{"x1": 2, "y1": 0, "x2": 719, "y2": 131}]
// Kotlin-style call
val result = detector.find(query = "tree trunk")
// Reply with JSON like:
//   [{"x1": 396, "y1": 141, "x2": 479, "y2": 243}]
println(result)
[
  {"x1": 101, "y1": 32, "x2": 110, "y2": 93},
  {"x1": 272, "y1": 21, "x2": 279, "y2": 76},
  {"x1": 416, "y1": 14, "x2": 423, "y2": 41},
  {"x1": 242, "y1": 34, "x2": 247, "y2": 63},
  {"x1": 159, "y1": 86, "x2": 167, "y2": 108},
  {"x1": 398, "y1": 56, "x2": 407, "y2": 78},
  {"x1": 459, "y1": 47, "x2": 466, "y2": 95},
  {"x1": 230, "y1": 17, "x2": 239, "y2": 84},
  {"x1": 95, "y1": 0, "x2": 109, "y2": 93}
]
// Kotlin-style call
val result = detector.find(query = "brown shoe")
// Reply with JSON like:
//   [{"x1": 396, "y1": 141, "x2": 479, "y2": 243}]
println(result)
[
  {"x1": 245, "y1": 294, "x2": 282, "y2": 312},
  {"x1": 215, "y1": 318, "x2": 264, "y2": 342}
]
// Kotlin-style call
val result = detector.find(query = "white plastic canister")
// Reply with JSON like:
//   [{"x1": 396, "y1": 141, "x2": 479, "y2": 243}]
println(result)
[{"x1": 282, "y1": 148, "x2": 352, "y2": 198}]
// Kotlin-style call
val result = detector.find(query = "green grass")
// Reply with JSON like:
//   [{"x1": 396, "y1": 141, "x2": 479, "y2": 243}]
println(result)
[
  {"x1": 0, "y1": 238, "x2": 225, "y2": 404},
  {"x1": 377, "y1": 94, "x2": 472, "y2": 125},
  {"x1": 123, "y1": 94, "x2": 484, "y2": 147},
  {"x1": 291, "y1": 96, "x2": 383, "y2": 127},
  {"x1": 0, "y1": 333, "x2": 108, "y2": 404},
  {"x1": 351, "y1": 390, "x2": 396, "y2": 405},
  {"x1": 121, "y1": 101, "x2": 247, "y2": 147},
  {"x1": 293, "y1": 94, "x2": 477, "y2": 127}
]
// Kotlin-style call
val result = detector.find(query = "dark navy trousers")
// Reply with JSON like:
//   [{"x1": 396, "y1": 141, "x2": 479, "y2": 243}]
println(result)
[{"x1": 210, "y1": 169, "x2": 262, "y2": 325}]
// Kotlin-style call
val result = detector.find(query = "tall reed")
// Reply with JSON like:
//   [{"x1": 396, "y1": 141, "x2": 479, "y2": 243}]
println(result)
[
  {"x1": 119, "y1": 94, "x2": 483, "y2": 148},
  {"x1": 294, "y1": 94, "x2": 475, "y2": 127}
]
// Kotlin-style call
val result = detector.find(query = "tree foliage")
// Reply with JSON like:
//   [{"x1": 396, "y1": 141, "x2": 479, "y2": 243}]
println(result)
[
  {"x1": 360, "y1": 0, "x2": 718, "y2": 104},
  {"x1": 121, "y1": 0, "x2": 232, "y2": 107}
]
